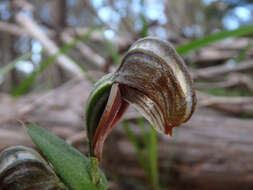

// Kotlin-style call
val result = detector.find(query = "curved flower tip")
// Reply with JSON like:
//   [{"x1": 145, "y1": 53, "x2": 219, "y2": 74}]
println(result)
[{"x1": 85, "y1": 37, "x2": 197, "y2": 161}]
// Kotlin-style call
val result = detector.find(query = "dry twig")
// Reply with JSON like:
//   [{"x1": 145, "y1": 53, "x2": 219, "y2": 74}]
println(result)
[
  {"x1": 61, "y1": 32, "x2": 106, "y2": 69},
  {"x1": 16, "y1": 13, "x2": 84, "y2": 77},
  {"x1": 193, "y1": 59, "x2": 253, "y2": 79},
  {"x1": 196, "y1": 73, "x2": 253, "y2": 95}
]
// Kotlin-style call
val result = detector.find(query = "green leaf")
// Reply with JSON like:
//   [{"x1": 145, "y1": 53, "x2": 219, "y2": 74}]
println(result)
[
  {"x1": 176, "y1": 24, "x2": 253, "y2": 55},
  {"x1": 24, "y1": 122, "x2": 107, "y2": 190}
]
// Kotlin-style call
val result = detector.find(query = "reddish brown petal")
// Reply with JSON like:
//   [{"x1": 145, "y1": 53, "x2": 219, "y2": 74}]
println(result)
[{"x1": 93, "y1": 83, "x2": 129, "y2": 161}]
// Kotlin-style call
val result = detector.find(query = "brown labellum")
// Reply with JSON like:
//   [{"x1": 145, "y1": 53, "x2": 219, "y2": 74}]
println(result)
[
  {"x1": 0, "y1": 146, "x2": 67, "y2": 190},
  {"x1": 113, "y1": 37, "x2": 196, "y2": 135}
]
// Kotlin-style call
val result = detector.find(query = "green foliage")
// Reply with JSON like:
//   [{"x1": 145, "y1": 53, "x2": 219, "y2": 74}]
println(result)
[
  {"x1": 200, "y1": 86, "x2": 251, "y2": 97},
  {"x1": 24, "y1": 122, "x2": 107, "y2": 190},
  {"x1": 176, "y1": 24, "x2": 253, "y2": 55},
  {"x1": 123, "y1": 119, "x2": 159, "y2": 190}
]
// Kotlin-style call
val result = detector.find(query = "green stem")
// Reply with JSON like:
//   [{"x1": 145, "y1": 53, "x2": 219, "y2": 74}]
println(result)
[{"x1": 90, "y1": 156, "x2": 101, "y2": 189}]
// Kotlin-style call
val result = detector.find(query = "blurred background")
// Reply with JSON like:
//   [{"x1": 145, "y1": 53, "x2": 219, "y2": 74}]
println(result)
[{"x1": 1, "y1": 0, "x2": 253, "y2": 189}]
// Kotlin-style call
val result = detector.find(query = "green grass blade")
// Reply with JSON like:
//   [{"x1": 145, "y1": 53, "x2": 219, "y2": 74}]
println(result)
[
  {"x1": 122, "y1": 120, "x2": 149, "y2": 173},
  {"x1": 234, "y1": 37, "x2": 253, "y2": 63},
  {"x1": 104, "y1": 37, "x2": 121, "y2": 65},
  {"x1": 24, "y1": 122, "x2": 107, "y2": 190},
  {"x1": 0, "y1": 53, "x2": 32, "y2": 78},
  {"x1": 139, "y1": 0, "x2": 148, "y2": 38},
  {"x1": 12, "y1": 52, "x2": 54, "y2": 96},
  {"x1": 124, "y1": 119, "x2": 159, "y2": 189},
  {"x1": 138, "y1": 118, "x2": 159, "y2": 189},
  {"x1": 147, "y1": 126, "x2": 159, "y2": 189},
  {"x1": 140, "y1": 13, "x2": 148, "y2": 38},
  {"x1": 137, "y1": 118, "x2": 149, "y2": 148},
  {"x1": 13, "y1": 28, "x2": 97, "y2": 96},
  {"x1": 176, "y1": 24, "x2": 253, "y2": 55}
]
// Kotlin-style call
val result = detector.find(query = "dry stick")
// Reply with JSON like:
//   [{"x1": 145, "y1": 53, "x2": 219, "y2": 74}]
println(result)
[
  {"x1": 0, "y1": 126, "x2": 78, "y2": 150},
  {"x1": 192, "y1": 38, "x2": 253, "y2": 63},
  {"x1": 15, "y1": 0, "x2": 107, "y2": 70},
  {"x1": 15, "y1": 13, "x2": 84, "y2": 78},
  {"x1": 0, "y1": 129, "x2": 31, "y2": 149},
  {"x1": 13, "y1": 0, "x2": 34, "y2": 12},
  {"x1": 0, "y1": 21, "x2": 28, "y2": 36},
  {"x1": 66, "y1": 133, "x2": 87, "y2": 146},
  {"x1": 208, "y1": 103, "x2": 253, "y2": 115},
  {"x1": 196, "y1": 73, "x2": 253, "y2": 95},
  {"x1": 61, "y1": 32, "x2": 106, "y2": 69},
  {"x1": 68, "y1": 27, "x2": 105, "y2": 42},
  {"x1": 0, "y1": 21, "x2": 120, "y2": 71},
  {"x1": 0, "y1": 78, "x2": 81, "y2": 125},
  {"x1": 0, "y1": 20, "x2": 122, "y2": 46},
  {"x1": 200, "y1": 96, "x2": 253, "y2": 106},
  {"x1": 193, "y1": 59, "x2": 253, "y2": 79},
  {"x1": 197, "y1": 91, "x2": 253, "y2": 106},
  {"x1": 71, "y1": 27, "x2": 130, "y2": 49},
  {"x1": 197, "y1": 91, "x2": 253, "y2": 116},
  {"x1": 110, "y1": 2, "x2": 134, "y2": 38},
  {"x1": 0, "y1": 21, "x2": 127, "y2": 58},
  {"x1": 81, "y1": 0, "x2": 119, "y2": 36},
  {"x1": 0, "y1": 21, "x2": 57, "y2": 39}
]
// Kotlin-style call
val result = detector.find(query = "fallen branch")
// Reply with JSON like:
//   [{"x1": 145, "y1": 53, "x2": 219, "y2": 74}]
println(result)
[
  {"x1": 197, "y1": 91, "x2": 253, "y2": 115},
  {"x1": 193, "y1": 59, "x2": 253, "y2": 79},
  {"x1": 0, "y1": 21, "x2": 28, "y2": 36},
  {"x1": 16, "y1": 13, "x2": 84, "y2": 77},
  {"x1": 61, "y1": 32, "x2": 106, "y2": 69},
  {"x1": 196, "y1": 73, "x2": 253, "y2": 95},
  {"x1": 198, "y1": 91, "x2": 253, "y2": 106}
]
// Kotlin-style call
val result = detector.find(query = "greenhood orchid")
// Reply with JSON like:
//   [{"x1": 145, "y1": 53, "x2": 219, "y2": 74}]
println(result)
[{"x1": 86, "y1": 37, "x2": 197, "y2": 161}]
